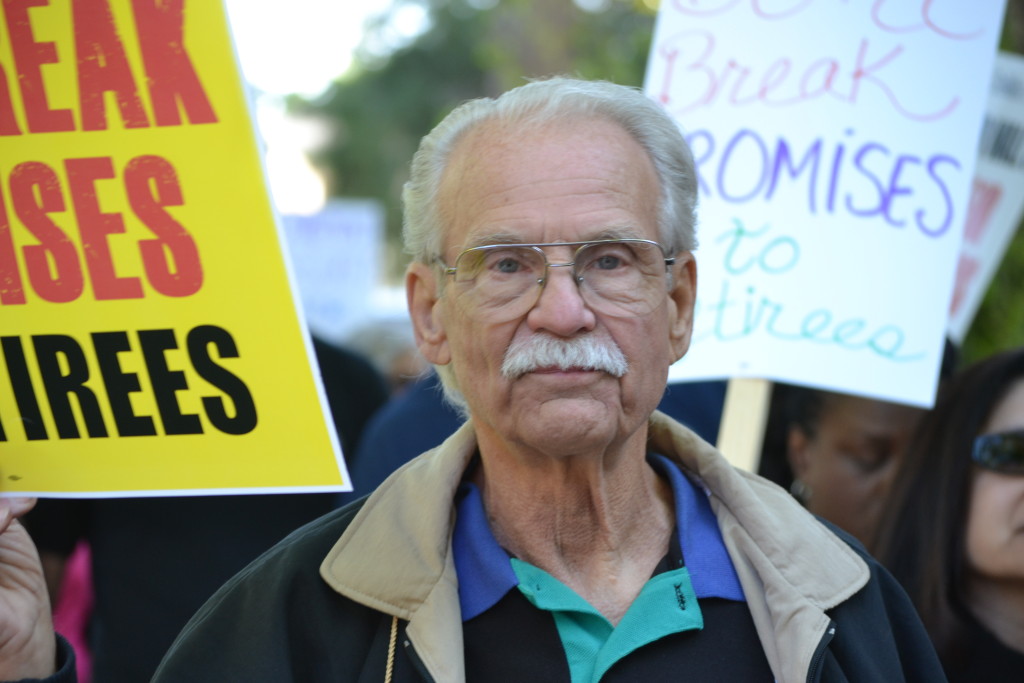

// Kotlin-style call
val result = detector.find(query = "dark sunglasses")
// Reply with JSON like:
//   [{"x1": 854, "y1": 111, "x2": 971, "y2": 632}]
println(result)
[{"x1": 972, "y1": 430, "x2": 1024, "y2": 474}]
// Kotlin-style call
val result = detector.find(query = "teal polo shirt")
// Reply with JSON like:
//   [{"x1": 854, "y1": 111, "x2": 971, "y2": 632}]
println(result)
[{"x1": 453, "y1": 454, "x2": 746, "y2": 683}]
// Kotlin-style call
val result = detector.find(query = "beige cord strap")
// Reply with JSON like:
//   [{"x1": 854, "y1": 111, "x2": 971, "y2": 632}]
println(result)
[{"x1": 385, "y1": 615, "x2": 398, "y2": 683}]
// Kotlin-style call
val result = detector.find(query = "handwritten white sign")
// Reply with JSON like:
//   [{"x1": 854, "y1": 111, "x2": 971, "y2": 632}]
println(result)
[{"x1": 646, "y1": 0, "x2": 1006, "y2": 406}]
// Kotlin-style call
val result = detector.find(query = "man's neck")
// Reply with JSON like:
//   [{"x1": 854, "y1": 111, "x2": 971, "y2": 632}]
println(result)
[{"x1": 474, "y1": 440, "x2": 675, "y2": 625}]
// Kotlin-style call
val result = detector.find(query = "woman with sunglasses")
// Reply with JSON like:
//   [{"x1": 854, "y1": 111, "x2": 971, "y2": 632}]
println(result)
[{"x1": 874, "y1": 346, "x2": 1024, "y2": 681}]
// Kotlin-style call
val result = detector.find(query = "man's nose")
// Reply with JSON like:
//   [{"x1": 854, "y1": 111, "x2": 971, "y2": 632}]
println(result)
[{"x1": 526, "y1": 264, "x2": 596, "y2": 335}]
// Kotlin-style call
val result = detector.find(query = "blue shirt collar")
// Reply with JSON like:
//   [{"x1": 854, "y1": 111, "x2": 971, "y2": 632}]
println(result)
[{"x1": 453, "y1": 454, "x2": 745, "y2": 621}]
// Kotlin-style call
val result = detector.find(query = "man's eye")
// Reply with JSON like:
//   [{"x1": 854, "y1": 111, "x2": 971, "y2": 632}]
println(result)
[
  {"x1": 494, "y1": 257, "x2": 523, "y2": 273},
  {"x1": 594, "y1": 255, "x2": 624, "y2": 270}
]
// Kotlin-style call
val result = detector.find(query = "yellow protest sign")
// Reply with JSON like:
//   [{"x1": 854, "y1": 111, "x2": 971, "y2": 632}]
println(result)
[{"x1": 0, "y1": 0, "x2": 348, "y2": 495}]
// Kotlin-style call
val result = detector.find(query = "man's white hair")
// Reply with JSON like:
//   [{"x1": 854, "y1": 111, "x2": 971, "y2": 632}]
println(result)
[{"x1": 403, "y1": 76, "x2": 698, "y2": 414}]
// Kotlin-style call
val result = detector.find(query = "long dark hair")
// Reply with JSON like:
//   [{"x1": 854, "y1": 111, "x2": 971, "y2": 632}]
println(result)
[{"x1": 873, "y1": 346, "x2": 1024, "y2": 662}]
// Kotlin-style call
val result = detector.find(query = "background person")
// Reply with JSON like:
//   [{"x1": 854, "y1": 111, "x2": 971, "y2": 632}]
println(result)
[
  {"x1": 873, "y1": 346, "x2": 1024, "y2": 681},
  {"x1": 758, "y1": 384, "x2": 927, "y2": 548},
  {"x1": 344, "y1": 318, "x2": 430, "y2": 396},
  {"x1": 758, "y1": 341, "x2": 957, "y2": 550}
]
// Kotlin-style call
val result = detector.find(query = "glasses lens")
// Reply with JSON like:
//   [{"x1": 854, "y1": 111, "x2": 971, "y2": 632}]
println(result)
[
  {"x1": 447, "y1": 240, "x2": 671, "y2": 322},
  {"x1": 576, "y1": 240, "x2": 668, "y2": 317},
  {"x1": 452, "y1": 245, "x2": 544, "y2": 319},
  {"x1": 972, "y1": 430, "x2": 1024, "y2": 475}
]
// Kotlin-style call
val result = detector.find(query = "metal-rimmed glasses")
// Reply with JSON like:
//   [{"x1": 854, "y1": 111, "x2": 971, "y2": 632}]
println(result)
[
  {"x1": 438, "y1": 238, "x2": 676, "y2": 322},
  {"x1": 972, "y1": 429, "x2": 1024, "y2": 475}
]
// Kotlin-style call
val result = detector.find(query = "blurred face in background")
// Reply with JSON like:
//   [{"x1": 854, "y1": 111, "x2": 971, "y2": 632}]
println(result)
[
  {"x1": 787, "y1": 393, "x2": 925, "y2": 547},
  {"x1": 966, "y1": 379, "x2": 1024, "y2": 587}
]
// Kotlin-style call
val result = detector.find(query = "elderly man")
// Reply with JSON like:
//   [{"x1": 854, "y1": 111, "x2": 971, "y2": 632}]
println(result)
[{"x1": 3, "y1": 78, "x2": 943, "y2": 682}]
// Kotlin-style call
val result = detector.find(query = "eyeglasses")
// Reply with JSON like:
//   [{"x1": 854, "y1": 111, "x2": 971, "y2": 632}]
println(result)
[
  {"x1": 439, "y1": 239, "x2": 676, "y2": 322},
  {"x1": 972, "y1": 429, "x2": 1024, "y2": 475}
]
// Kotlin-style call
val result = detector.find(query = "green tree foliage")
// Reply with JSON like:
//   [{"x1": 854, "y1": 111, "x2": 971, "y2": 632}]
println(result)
[
  {"x1": 291, "y1": 3, "x2": 490, "y2": 276},
  {"x1": 293, "y1": 0, "x2": 655, "y2": 277}
]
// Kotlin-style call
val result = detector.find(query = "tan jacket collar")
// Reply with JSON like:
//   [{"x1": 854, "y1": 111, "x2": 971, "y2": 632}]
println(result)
[
  {"x1": 646, "y1": 411, "x2": 870, "y2": 681},
  {"x1": 320, "y1": 421, "x2": 476, "y2": 681},
  {"x1": 321, "y1": 412, "x2": 869, "y2": 683}
]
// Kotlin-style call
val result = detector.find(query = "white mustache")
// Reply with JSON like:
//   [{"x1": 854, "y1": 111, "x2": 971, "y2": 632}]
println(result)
[{"x1": 501, "y1": 334, "x2": 628, "y2": 379}]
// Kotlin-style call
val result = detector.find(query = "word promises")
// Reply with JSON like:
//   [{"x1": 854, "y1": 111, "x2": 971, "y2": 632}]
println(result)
[
  {"x1": 689, "y1": 127, "x2": 958, "y2": 237},
  {"x1": 0, "y1": 324, "x2": 257, "y2": 442}
]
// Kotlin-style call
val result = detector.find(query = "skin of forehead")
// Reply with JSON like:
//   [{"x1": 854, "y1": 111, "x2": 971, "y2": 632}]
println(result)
[
  {"x1": 982, "y1": 379, "x2": 1024, "y2": 435},
  {"x1": 461, "y1": 233, "x2": 652, "y2": 250},
  {"x1": 437, "y1": 115, "x2": 662, "y2": 255},
  {"x1": 457, "y1": 238, "x2": 663, "y2": 266},
  {"x1": 821, "y1": 394, "x2": 924, "y2": 437}
]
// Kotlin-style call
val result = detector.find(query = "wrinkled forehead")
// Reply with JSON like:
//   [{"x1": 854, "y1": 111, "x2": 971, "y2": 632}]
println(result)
[
  {"x1": 436, "y1": 116, "x2": 661, "y2": 255},
  {"x1": 983, "y1": 378, "x2": 1024, "y2": 434}
]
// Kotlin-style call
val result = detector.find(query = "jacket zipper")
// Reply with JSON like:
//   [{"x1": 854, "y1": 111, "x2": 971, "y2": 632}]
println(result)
[
  {"x1": 806, "y1": 621, "x2": 836, "y2": 683},
  {"x1": 402, "y1": 632, "x2": 437, "y2": 683}
]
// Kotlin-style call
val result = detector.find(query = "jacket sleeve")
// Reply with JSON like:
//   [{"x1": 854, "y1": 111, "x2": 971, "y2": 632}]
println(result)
[
  {"x1": 149, "y1": 505, "x2": 403, "y2": 683},
  {"x1": 5, "y1": 635, "x2": 77, "y2": 683}
]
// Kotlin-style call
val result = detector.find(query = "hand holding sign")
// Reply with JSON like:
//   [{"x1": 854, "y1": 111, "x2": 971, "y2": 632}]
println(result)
[{"x1": 0, "y1": 497, "x2": 54, "y2": 680}]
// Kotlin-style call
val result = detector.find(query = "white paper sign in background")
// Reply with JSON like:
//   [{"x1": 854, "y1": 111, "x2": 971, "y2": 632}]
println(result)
[
  {"x1": 646, "y1": 1, "x2": 1006, "y2": 407},
  {"x1": 947, "y1": 51, "x2": 1024, "y2": 343},
  {"x1": 281, "y1": 199, "x2": 384, "y2": 342}
]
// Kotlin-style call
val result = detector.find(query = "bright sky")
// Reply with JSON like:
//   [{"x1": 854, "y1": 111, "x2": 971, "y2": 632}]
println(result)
[
  {"x1": 221, "y1": 0, "x2": 430, "y2": 215},
  {"x1": 223, "y1": 0, "x2": 426, "y2": 97}
]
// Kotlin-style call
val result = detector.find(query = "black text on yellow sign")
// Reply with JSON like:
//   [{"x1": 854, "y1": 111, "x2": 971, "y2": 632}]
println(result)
[
  {"x1": 0, "y1": 325, "x2": 257, "y2": 443},
  {"x1": 2, "y1": 3, "x2": 256, "y2": 444},
  {"x1": 1, "y1": 3, "x2": 258, "y2": 444}
]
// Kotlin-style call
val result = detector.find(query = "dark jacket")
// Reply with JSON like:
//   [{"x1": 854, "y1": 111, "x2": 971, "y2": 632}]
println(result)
[{"x1": 151, "y1": 413, "x2": 946, "y2": 682}]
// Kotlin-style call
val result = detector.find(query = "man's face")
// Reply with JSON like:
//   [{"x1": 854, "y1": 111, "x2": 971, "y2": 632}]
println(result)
[{"x1": 408, "y1": 117, "x2": 695, "y2": 459}]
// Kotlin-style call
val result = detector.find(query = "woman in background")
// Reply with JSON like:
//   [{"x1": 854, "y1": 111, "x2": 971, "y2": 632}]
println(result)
[
  {"x1": 874, "y1": 346, "x2": 1024, "y2": 680},
  {"x1": 767, "y1": 386, "x2": 924, "y2": 548},
  {"x1": 757, "y1": 341, "x2": 956, "y2": 550}
]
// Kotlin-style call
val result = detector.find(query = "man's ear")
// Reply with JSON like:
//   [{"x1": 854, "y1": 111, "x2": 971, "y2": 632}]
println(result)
[
  {"x1": 667, "y1": 252, "x2": 697, "y2": 362},
  {"x1": 406, "y1": 262, "x2": 451, "y2": 366}
]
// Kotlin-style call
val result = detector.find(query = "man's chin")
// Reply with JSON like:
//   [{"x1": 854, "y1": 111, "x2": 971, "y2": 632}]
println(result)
[{"x1": 516, "y1": 398, "x2": 617, "y2": 443}]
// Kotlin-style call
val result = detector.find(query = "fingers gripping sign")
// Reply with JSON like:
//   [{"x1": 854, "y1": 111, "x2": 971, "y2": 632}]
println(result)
[{"x1": 0, "y1": 497, "x2": 56, "y2": 680}]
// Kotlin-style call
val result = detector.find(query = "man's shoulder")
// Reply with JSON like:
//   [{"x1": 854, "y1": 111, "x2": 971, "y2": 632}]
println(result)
[
  {"x1": 178, "y1": 497, "x2": 369, "y2": 610},
  {"x1": 242, "y1": 498, "x2": 367, "y2": 576},
  {"x1": 153, "y1": 498, "x2": 382, "y2": 682},
  {"x1": 814, "y1": 518, "x2": 935, "y2": 642},
  {"x1": 812, "y1": 520, "x2": 947, "y2": 680}
]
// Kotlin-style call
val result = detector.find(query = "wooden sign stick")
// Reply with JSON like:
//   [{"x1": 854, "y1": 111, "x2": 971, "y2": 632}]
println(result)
[{"x1": 715, "y1": 378, "x2": 773, "y2": 472}]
